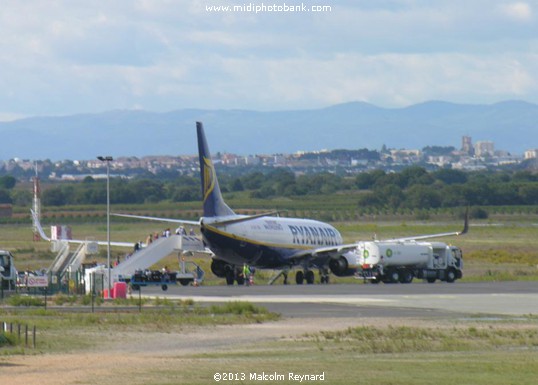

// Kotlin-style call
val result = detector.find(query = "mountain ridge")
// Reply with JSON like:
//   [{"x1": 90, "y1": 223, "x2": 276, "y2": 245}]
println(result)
[{"x1": 0, "y1": 100, "x2": 536, "y2": 160}]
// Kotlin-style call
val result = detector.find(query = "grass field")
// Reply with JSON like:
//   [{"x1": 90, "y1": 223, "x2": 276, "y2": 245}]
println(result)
[
  {"x1": 1, "y1": 306, "x2": 538, "y2": 384},
  {"x1": 2, "y1": 210, "x2": 538, "y2": 282},
  {"x1": 0, "y1": 301, "x2": 279, "y2": 353},
  {"x1": 2, "y1": 207, "x2": 538, "y2": 384}
]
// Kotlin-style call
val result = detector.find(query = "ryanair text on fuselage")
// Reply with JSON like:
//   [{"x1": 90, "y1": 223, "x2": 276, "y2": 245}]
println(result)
[{"x1": 288, "y1": 225, "x2": 339, "y2": 246}]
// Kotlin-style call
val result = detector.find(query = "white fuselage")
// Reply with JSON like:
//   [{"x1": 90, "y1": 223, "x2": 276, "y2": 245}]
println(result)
[{"x1": 202, "y1": 216, "x2": 343, "y2": 267}]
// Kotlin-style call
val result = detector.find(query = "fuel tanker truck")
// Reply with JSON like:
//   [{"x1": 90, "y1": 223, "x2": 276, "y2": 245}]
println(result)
[{"x1": 356, "y1": 240, "x2": 463, "y2": 284}]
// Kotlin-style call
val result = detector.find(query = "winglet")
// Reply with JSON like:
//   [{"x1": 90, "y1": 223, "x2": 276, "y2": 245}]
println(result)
[
  {"x1": 457, "y1": 206, "x2": 469, "y2": 235},
  {"x1": 459, "y1": 206, "x2": 469, "y2": 236}
]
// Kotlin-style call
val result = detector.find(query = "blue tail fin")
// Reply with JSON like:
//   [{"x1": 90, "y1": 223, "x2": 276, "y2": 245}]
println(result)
[{"x1": 197, "y1": 122, "x2": 236, "y2": 218}]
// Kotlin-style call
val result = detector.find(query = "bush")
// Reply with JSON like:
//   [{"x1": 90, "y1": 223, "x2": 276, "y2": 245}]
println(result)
[
  {"x1": 7, "y1": 295, "x2": 45, "y2": 307},
  {"x1": 81, "y1": 294, "x2": 103, "y2": 306},
  {"x1": 53, "y1": 294, "x2": 78, "y2": 306},
  {"x1": 209, "y1": 301, "x2": 268, "y2": 315},
  {"x1": 470, "y1": 207, "x2": 489, "y2": 219},
  {"x1": 0, "y1": 333, "x2": 14, "y2": 347}
]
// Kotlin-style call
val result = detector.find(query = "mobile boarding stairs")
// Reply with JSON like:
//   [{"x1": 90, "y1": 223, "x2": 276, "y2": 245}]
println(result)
[
  {"x1": 108, "y1": 235, "x2": 206, "y2": 288},
  {"x1": 48, "y1": 235, "x2": 206, "y2": 291}
]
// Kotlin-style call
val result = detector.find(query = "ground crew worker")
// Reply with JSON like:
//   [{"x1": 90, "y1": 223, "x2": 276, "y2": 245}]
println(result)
[{"x1": 243, "y1": 263, "x2": 250, "y2": 286}]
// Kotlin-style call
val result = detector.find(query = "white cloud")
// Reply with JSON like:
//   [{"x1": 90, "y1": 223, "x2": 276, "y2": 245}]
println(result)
[
  {"x1": 500, "y1": 2, "x2": 533, "y2": 21},
  {"x1": 0, "y1": 112, "x2": 26, "y2": 122},
  {"x1": 194, "y1": 52, "x2": 538, "y2": 109},
  {"x1": 0, "y1": 0, "x2": 537, "y2": 116}
]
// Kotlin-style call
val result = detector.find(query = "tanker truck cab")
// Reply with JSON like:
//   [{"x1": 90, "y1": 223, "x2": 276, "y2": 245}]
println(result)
[
  {"x1": 0, "y1": 250, "x2": 17, "y2": 290},
  {"x1": 357, "y1": 241, "x2": 463, "y2": 284},
  {"x1": 448, "y1": 244, "x2": 463, "y2": 273}
]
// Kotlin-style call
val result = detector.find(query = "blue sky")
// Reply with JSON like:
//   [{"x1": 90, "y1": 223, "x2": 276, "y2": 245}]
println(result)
[{"x1": 0, "y1": 0, "x2": 536, "y2": 120}]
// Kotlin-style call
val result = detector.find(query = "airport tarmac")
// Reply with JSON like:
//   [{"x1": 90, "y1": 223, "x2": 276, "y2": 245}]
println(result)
[{"x1": 142, "y1": 281, "x2": 538, "y2": 318}]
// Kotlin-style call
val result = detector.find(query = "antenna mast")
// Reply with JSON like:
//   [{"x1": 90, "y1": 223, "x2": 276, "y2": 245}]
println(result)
[{"x1": 32, "y1": 163, "x2": 42, "y2": 241}]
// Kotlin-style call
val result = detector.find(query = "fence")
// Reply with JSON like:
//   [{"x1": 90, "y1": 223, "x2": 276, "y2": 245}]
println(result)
[{"x1": 1, "y1": 321, "x2": 37, "y2": 349}]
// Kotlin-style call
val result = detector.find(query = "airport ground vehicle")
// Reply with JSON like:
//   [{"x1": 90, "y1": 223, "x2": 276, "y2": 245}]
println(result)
[
  {"x1": 0, "y1": 250, "x2": 18, "y2": 290},
  {"x1": 126, "y1": 270, "x2": 178, "y2": 291},
  {"x1": 356, "y1": 241, "x2": 463, "y2": 283},
  {"x1": 126, "y1": 260, "x2": 205, "y2": 291}
]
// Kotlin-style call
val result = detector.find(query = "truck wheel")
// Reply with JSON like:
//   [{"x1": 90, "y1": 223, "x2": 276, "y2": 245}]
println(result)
[
  {"x1": 295, "y1": 271, "x2": 305, "y2": 285},
  {"x1": 399, "y1": 270, "x2": 414, "y2": 284},
  {"x1": 446, "y1": 268, "x2": 456, "y2": 283},
  {"x1": 178, "y1": 279, "x2": 191, "y2": 286},
  {"x1": 427, "y1": 277, "x2": 436, "y2": 283},
  {"x1": 161, "y1": 284, "x2": 168, "y2": 291},
  {"x1": 387, "y1": 270, "x2": 400, "y2": 284}
]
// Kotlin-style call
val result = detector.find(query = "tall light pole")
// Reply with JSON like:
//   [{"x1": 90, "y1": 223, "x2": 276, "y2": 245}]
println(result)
[{"x1": 97, "y1": 156, "x2": 113, "y2": 296}]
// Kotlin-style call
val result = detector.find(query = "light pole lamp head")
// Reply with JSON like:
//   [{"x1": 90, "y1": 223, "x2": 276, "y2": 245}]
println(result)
[{"x1": 97, "y1": 156, "x2": 113, "y2": 162}]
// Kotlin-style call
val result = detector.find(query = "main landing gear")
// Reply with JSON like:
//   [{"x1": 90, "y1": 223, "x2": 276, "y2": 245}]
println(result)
[
  {"x1": 295, "y1": 270, "x2": 314, "y2": 284},
  {"x1": 213, "y1": 258, "x2": 332, "y2": 285},
  {"x1": 294, "y1": 268, "x2": 330, "y2": 285},
  {"x1": 319, "y1": 267, "x2": 330, "y2": 284},
  {"x1": 225, "y1": 268, "x2": 245, "y2": 286}
]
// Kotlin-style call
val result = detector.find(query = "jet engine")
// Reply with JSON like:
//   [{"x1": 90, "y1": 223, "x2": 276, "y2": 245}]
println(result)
[
  {"x1": 329, "y1": 251, "x2": 358, "y2": 277},
  {"x1": 210, "y1": 258, "x2": 229, "y2": 278}
]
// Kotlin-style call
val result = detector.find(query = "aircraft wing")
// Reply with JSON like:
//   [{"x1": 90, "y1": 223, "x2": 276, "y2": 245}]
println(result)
[
  {"x1": 112, "y1": 213, "x2": 200, "y2": 226},
  {"x1": 31, "y1": 209, "x2": 135, "y2": 247},
  {"x1": 285, "y1": 209, "x2": 469, "y2": 266},
  {"x1": 61, "y1": 239, "x2": 134, "y2": 247},
  {"x1": 113, "y1": 210, "x2": 287, "y2": 227},
  {"x1": 286, "y1": 243, "x2": 358, "y2": 264},
  {"x1": 383, "y1": 208, "x2": 469, "y2": 242},
  {"x1": 207, "y1": 211, "x2": 285, "y2": 226},
  {"x1": 386, "y1": 230, "x2": 465, "y2": 242}
]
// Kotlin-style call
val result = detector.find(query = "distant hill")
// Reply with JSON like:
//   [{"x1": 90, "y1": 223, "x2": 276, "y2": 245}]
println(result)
[{"x1": 0, "y1": 100, "x2": 537, "y2": 160}]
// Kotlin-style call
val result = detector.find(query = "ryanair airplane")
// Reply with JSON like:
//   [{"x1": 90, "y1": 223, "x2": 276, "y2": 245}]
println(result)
[{"x1": 116, "y1": 122, "x2": 467, "y2": 285}]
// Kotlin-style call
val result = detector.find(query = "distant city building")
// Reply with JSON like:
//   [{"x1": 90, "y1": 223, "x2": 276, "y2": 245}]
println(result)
[
  {"x1": 2, "y1": 137, "x2": 535, "y2": 179},
  {"x1": 452, "y1": 158, "x2": 488, "y2": 171},
  {"x1": 427, "y1": 156, "x2": 452, "y2": 167},
  {"x1": 244, "y1": 155, "x2": 261, "y2": 166},
  {"x1": 389, "y1": 149, "x2": 422, "y2": 164},
  {"x1": 461, "y1": 136, "x2": 474, "y2": 155},
  {"x1": 524, "y1": 149, "x2": 538, "y2": 159},
  {"x1": 474, "y1": 141, "x2": 494, "y2": 157}
]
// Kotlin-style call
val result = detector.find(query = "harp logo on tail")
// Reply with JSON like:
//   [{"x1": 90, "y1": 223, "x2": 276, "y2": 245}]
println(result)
[{"x1": 203, "y1": 156, "x2": 216, "y2": 202}]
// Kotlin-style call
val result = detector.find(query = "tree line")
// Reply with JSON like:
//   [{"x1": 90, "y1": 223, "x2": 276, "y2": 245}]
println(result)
[
  {"x1": 354, "y1": 167, "x2": 538, "y2": 210},
  {"x1": 2, "y1": 167, "x2": 538, "y2": 210}
]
